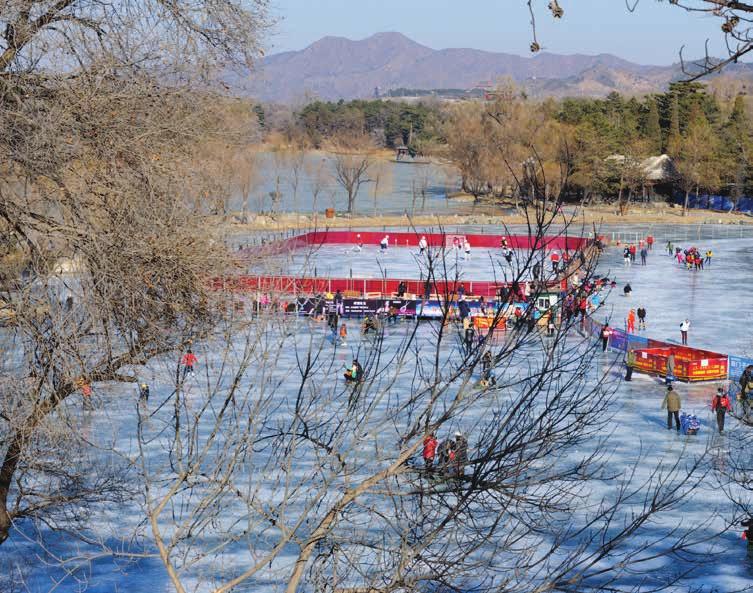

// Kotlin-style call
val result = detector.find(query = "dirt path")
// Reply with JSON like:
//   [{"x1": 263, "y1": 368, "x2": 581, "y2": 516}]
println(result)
[{"x1": 224, "y1": 203, "x2": 752, "y2": 233}]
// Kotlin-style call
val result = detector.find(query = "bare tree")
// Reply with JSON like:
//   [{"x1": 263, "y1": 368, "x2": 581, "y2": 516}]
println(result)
[
  {"x1": 0, "y1": 0, "x2": 269, "y2": 553},
  {"x1": 333, "y1": 153, "x2": 372, "y2": 215},
  {"x1": 122, "y1": 207, "x2": 715, "y2": 593},
  {"x1": 526, "y1": 0, "x2": 753, "y2": 79}
]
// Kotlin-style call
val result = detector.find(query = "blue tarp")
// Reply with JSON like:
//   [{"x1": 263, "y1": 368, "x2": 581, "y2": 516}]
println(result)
[{"x1": 672, "y1": 192, "x2": 753, "y2": 213}]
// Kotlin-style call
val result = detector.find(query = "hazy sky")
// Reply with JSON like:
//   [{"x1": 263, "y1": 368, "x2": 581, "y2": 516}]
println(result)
[{"x1": 267, "y1": 0, "x2": 730, "y2": 65}]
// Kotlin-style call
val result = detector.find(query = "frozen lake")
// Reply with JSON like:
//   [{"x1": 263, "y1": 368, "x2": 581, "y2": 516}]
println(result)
[
  {"x1": 5, "y1": 234, "x2": 753, "y2": 593},
  {"x1": 229, "y1": 151, "x2": 467, "y2": 216}
]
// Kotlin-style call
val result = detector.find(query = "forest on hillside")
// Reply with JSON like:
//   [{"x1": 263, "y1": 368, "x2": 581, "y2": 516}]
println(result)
[{"x1": 256, "y1": 81, "x2": 753, "y2": 212}]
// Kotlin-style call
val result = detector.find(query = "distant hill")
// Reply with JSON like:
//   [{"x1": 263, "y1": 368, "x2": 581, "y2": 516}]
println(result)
[{"x1": 241, "y1": 32, "x2": 753, "y2": 103}]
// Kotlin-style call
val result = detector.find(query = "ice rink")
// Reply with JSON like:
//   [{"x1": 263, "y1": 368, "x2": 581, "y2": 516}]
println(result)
[{"x1": 6, "y1": 233, "x2": 753, "y2": 593}]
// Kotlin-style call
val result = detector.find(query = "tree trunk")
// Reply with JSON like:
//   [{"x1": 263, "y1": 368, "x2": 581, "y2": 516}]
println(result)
[
  {"x1": 683, "y1": 189, "x2": 690, "y2": 216},
  {"x1": 695, "y1": 184, "x2": 701, "y2": 212},
  {"x1": 0, "y1": 393, "x2": 67, "y2": 544},
  {"x1": 617, "y1": 174, "x2": 624, "y2": 216}
]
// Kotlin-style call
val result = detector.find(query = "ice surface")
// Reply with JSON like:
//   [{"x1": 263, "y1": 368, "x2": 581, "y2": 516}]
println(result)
[{"x1": 5, "y1": 233, "x2": 753, "y2": 593}]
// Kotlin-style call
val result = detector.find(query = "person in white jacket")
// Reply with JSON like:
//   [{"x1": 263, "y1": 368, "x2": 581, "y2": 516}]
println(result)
[{"x1": 680, "y1": 319, "x2": 690, "y2": 345}]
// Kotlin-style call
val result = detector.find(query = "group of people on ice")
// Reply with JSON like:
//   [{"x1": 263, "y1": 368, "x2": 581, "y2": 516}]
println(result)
[
  {"x1": 622, "y1": 239, "x2": 652, "y2": 266},
  {"x1": 661, "y1": 384, "x2": 734, "y2": 434},
  {"x1": 422, "y1": 430, "x2": 469, "y2": 477},
  {"x1": 667, "y1": 243, "x2": 713, "y2": 269}
]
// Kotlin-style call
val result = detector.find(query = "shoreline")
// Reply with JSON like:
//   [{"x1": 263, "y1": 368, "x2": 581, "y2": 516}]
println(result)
[{"x1": 223, "y1": 204, "x2": 753, "y2": 233}]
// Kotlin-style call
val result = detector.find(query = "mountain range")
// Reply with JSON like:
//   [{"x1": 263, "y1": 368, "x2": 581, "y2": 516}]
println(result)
[{"x1": 240, "y1": 32, "x2": 753, "y2": 103}]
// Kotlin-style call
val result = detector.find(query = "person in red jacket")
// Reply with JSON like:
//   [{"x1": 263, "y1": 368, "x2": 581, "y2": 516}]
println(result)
[
  {"x1": 422, "y1": 433, "x2": 438, "y2": 469},
  {"x1": 646, "y1": 235, "x2": 654, "y2": 250},
  {"x1": 550, "y1": 250, "x2": 561, "y2": 273},
  {"x1": 629, "y1": 244, "x2": 637, "y2": 262},
  {"x1": 626, "y1": 309, "x2": 636, "y2": 334},
  {"x1": 181, "y1": 348, "x2": 198, "y2": 377},
  {"x1": 711, "y1": 388, "x2": 732, "y2": 433},
  {"x1": 578, "y1": 297, "x2": 588, "y2": 320}
]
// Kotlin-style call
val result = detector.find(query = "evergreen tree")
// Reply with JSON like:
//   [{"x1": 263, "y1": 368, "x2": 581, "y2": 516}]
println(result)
[
  {"x1": 253, "y1": 104, "x2": 266, "y2": 130},
  {"x1": 644, "y1": 98, "x2": 662, "y2": 154},
  {"x1": 666, "y1": 95, "x2": 681, "y2": 156},
  {"x1": 676, "y1": 106, "x2": 722, "y2": 215},
  {"x1": 723, "y1": 94, "x2": 752, "y2": 202}
]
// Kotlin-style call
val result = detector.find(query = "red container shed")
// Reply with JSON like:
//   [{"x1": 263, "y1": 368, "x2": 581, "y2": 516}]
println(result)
[{"x1": 631, "y1": 345, "x2": 728, "y2": 382}]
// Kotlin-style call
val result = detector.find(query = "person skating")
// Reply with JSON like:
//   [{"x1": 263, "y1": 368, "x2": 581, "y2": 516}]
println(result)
[
  {"x1": 138, "y1": 383, "x2": 150, "y2": 403},
  {"x1": 625, "y1": 349, "x2": 636, "y2": 381},
  {"x1": 629, "y1": 244, "x2": 637, "y2": 262},
  {"x1": 396, "y1": 281, "x2": 407, "y2": 298},
  {"x1": 640, "y1": 246, "x2": 648, "y2": 265},
  {"x1": 437, "y1": 437, "x2": 455, "y2": 475},
  {"x1": 705, "y1": 249, "x2": 713, "y2": 265},
  {"x1": 626, "y1": 309, "x2": 636, "y2": 334},
  {"x1": 463, "y1": 239, "x2": 471, "y2": 260},
  {"x1": 741, "y1": 517, "x2": 753, "y2": 549},
  {"x1": 711, "y1": 387, "x2": 732, "y2": 433},
  {"x1": 334, "y1": 289, "x2": 344, "y2": 316},
  {"x1": 457, "y1": 296, "x2": 470, "y2": 324},
  {"x1": 481, "y1": 350, "x2": 493, "y2": 374},
  {"x1": 550, "y1": 250, "x2": 560, "y2": 273},
  {"x1": 422, "y1": 433, "x2": 438, "y2": 469},
  {"x1": 80, "y1": 381, "x2": 93, "y2": 410},
  {"x1": 646, "y1": 235, "x2": 654, "y2": 250},
  {"x1": 662, "y1": 385, "x2": 681, "y2": 432},
  {"x1": 478, "y1": 295, "x2": 488, "y2": 317},
  {"x1": 738, "y1": 365, "x2": 753, "y2": 415},
  {"x1": 453, "y1": 431, "x2": 468, "y2": 477},
  {"x1": 578, "y1": 296, "x2": 588, "y2": 320},
  {"x1": 339, "y1": 323, "x2": 348, "y2": 345},
  {"x1": 666, "y1": 241, "x2": 673, "y2": 255},
  {"x1": 503, "y1": 247, "x2": 513, "y2": 265},
  {"x1": 464, "y1": 326, "x2": 476, "y2": 353},
  {"x1": 601, "y1": 323, "x2": 612, "y2": 352},
  {"x1": 181, "y1": 348, "x2": 197, "y2": 378},
  {"x1": 327, "y1": 311, "x2": 339, "y2": 338},
  {"x1": 680, "y1": 318, "x2": 690, "y2": 345},
  {"x1": 362, "y1": 315, "x2": 378, "y2": 334},
  {"x1": 623, "y1": 247, "x2": 631, "y2": 267},
  {"x1": 418, "y1": 236, "x2": 428, "y2": 255},
  {"x1": 344, "y1": 359, "x2": 364, "y2": 383},
  {"x1": 546, "y1": 312, "x2": 556, "y2": 337},
  {"x1": 665, "y1": 352, "x2": 676, "y2": 386},
  {"x1": 380, "y1": 234, "x2": 389, "y2": 252},
  {"x1": 637, "y1": 306, "x2": 646, "y2": 330},
  {"x1": 623, "y1": 283, "x2": 632, "y2": 297}
]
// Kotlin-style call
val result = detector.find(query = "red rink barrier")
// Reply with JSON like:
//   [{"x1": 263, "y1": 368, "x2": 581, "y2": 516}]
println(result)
[
  {"x1": 213, "y1": 275, "x2": 562, "y2": 299},
  {"x1": 632, "y1": 345, "x2": 728, "y2": 382},
  {"x1": 241, "y1": 230, "x2": 590, "y2": 258}
]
